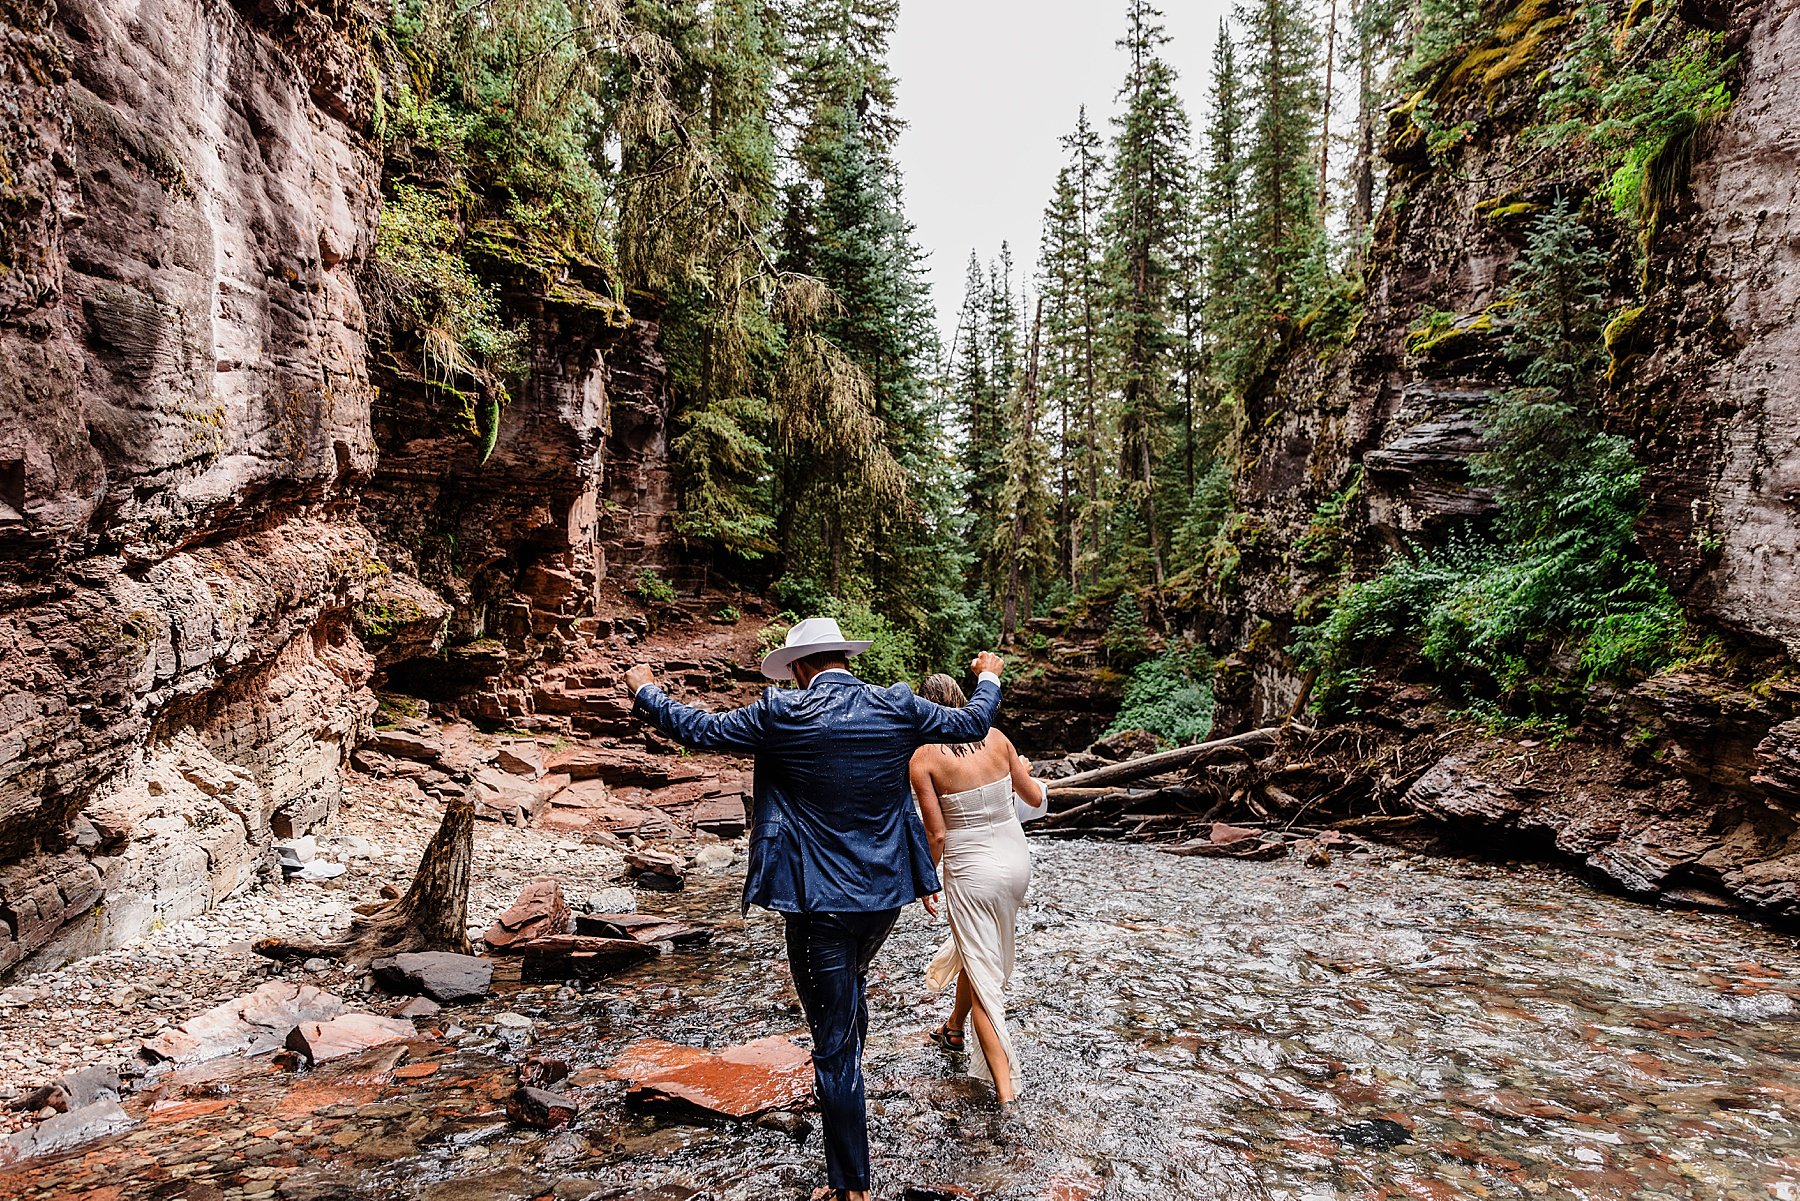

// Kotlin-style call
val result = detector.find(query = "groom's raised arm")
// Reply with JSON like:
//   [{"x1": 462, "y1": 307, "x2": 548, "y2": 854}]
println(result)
[
  {"x1": 626, "y1": 665, "x2": 771, "y2": 753},
  {"x1": 909, "y1": 651, "x2": 1004, "y2": 743}
]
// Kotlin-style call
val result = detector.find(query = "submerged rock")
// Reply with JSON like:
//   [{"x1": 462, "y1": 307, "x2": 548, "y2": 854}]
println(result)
[
  {"x1": 0, "y1": 1099, "x2": 131, "y2": 1164},
  {"x1": 611, "y1": 1036, "x2": 813, "y2": 1120},
  {"x1": 1326, "y1": 1118, "x2": 1413, "y2": 1150}
]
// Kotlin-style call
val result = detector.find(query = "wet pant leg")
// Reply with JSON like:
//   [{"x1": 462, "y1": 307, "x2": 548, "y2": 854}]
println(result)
[{"x1": 783, "y1": 908, "x2": 901, "y2": 1192}]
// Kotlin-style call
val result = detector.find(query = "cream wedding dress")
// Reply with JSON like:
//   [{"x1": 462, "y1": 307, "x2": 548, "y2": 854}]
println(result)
[{"x1": 925, "y1": 774, "x2": 1032, "y2": 1093}]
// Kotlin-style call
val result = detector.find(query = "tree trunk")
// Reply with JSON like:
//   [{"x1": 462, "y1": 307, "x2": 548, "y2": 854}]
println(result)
[
  {"x1": 256, "y1": 795, "x2": 474, "y2": 966},
  {"x1": 1318, "y1": 0, "x2": 1339, "y2": 220}
]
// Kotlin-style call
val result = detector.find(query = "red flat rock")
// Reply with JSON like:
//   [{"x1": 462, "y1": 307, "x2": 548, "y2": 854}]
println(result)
[
  {"x1": 613, "y1": 1035, "x2": 813, "y2": 1119},
  {"x1": 484, "y1": 878, "x2": 572, "y2": 949},
  {"x1": 285, "y1": 1013, "x2": 415, "y2": 1064}
]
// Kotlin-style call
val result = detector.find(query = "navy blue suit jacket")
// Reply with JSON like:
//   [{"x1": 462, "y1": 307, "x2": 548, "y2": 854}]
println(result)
[{"x1": 631, "y1": 673, "x2": 1002, "y2": 913}]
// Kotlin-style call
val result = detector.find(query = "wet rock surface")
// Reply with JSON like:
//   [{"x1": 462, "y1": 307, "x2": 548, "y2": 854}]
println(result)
[{"x1": 0, "y1": 843, "x2": 1795, "y2": 1199}]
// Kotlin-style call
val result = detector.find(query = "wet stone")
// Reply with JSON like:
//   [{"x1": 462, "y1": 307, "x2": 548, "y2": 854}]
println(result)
[
  {"x1": 285, "y1": 1013, "x2": 415, "y2": 1064},
  {"x1": 1326, "y1": 1117, "x2": 1414, "y2": 1150},
  {"x1": 506, "y1": 1086, "x2": 578, "y2": 1129}
]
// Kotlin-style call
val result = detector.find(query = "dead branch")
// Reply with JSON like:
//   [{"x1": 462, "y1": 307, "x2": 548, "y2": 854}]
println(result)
[{"x1": 1046, "y1": 727, "x2": 1284, "y2": 792}]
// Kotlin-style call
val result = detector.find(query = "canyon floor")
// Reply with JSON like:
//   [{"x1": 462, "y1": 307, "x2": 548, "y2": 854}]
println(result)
[{"x1": 0, "y1": 821, "x2": 1797, "y2": 1200}]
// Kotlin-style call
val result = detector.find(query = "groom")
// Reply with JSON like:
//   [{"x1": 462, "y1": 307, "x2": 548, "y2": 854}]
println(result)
[{"x1": 624, "y1": 617, "x2": 1004, "y2": 1201}]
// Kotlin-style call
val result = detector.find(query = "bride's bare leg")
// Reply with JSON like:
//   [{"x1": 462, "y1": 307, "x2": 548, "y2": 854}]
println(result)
[
  {"x1": 951, "y1": 970, "x2": 974, "y2": 1029},
  {"x1": 967, "y1": 997, "x2": 1015, "y2": 1103}
]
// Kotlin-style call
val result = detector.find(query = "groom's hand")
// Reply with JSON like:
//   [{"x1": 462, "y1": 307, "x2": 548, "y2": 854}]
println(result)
[
  {"x1": 623, "y1": 664, "x2": 656, "y2": 696},
  {"x1": 971, "y1": 651, "x2": 1003, "y2": 679}
]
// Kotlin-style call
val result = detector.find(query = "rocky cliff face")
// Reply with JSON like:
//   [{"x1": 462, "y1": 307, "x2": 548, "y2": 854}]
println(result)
[
  {"x1": 0, "y1": 0, "x2": 677, "y2": 972},
  {"x1": 1204, "y1": 0, "x2": 1800, "y2": 918}
]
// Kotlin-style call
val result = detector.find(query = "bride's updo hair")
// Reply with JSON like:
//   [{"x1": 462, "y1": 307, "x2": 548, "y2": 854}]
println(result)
[{"x1": 921, "y1": 673, "x2": 983, "y2": 756}]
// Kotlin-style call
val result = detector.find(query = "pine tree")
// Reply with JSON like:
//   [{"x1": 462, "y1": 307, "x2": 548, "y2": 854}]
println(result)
[
  {"x1": 953, "y1": 253, "x2": 1005, "y2": 605},
  {"x1": 1038, "y1": 109, "x2": 1109, "y2": 591},
  {"x1": 621, "y1": 0, "x2": 783, "y2": 561},
  {"x1": 997, "y1": 298, "x2": 1057, "y2": 638},
  {"x1": 1101, "y1": 0, "x2": 1195, "y2": 584},
  {"x1": 1199, "y1": 21, "x2": 1256, "y2": 388},
  {"x1": 1344, "y1": 0, "x2": 1405, "y2": 264},
  {"x1": 1236, "y1": 0, "x2": 1326, "y2": 327},
  {"x1": 771, "y1": 0, "x2": 970, "y2": 664}
]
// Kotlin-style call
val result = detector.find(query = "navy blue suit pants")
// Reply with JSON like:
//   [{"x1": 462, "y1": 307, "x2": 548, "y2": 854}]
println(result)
[{"x1": 783, "y1": 908, "x2": 901, "y2": 1192}]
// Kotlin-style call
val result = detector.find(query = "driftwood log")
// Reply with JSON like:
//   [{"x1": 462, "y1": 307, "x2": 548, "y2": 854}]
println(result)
[
  {"x1": 257, "y1": 795, "x2": 475, "y2": 966},
  {"x1": 1044, "y1": 726, "x2": 1284, "y2": 793}
]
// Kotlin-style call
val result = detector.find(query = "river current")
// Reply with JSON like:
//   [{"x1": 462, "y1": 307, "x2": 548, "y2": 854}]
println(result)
[{"x1": 8, "y1": 841, "x2": 1799, "y2": 1200}]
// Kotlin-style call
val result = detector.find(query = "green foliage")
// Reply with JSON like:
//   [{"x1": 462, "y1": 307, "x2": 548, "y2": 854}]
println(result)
[
  {"x1": 670, "y1": 393, "x2": 777, "y2": 558},
  {"x1": 714, "y1": 604, "x2": 743, "y2": 623},
  {"x1": 771, "y1": 573, "x2": 833, "y2": 617},
  {"x1": 1294, "y1": 470, "x2": 1361, "y2": 573},
  {"x1": 1404, "y1": 0, "x2": 1484, "y2": 80},
  {"x1": 631, "y1": 569, "x2": 680, "y2": 606},
  {"x1": 1106, "y1": 647, "x2": 1216, "y2": 746},
  {"x1": 1170, "y1": 460, "x2": 1234, "y2": 566},
  {"x1": 1101, "y1": 595, "x2": 1152, "y2": 668},
  {"x1": 761, "y1": 593, "x2": 922, "y2": 686},
  {"x1": 372, "y1": 183, "x2": 527, "y2": 413},
  {"x1": 1534, "y1": 2, "x2": 1736, "y2": 233},
  {"x1": 1235, "y1": 0, "x2": 1326, "y2": 323},
  {"x1": 1297, "y1": 202, "x2": 1683, "y2": 713},
  {"x1": 372, "y1": 0, "x2": 629, "y2": 455}
]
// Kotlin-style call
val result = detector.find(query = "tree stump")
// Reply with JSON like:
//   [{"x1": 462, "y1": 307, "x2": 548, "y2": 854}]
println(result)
[{"x1": 257, "y1": 796, "x2": 475, "y2": 966}]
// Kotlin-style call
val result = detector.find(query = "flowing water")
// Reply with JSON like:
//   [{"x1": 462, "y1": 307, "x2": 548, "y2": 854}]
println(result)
[{"x1": 7, "y1": 841, "x2": 1800, "y2": 1201}]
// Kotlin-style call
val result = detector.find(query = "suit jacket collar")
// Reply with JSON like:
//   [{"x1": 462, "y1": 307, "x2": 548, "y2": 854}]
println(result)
[{"x1": 807, "y1": 668, "x2": 862, "y2": 688}]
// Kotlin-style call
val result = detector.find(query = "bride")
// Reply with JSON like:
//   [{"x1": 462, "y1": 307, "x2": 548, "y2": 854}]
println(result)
[{"x1": 908, "y1": 673, "x2": 1048, "y2": 1105}]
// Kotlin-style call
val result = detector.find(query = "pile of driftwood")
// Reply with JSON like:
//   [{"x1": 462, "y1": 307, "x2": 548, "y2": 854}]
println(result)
[{"x1": 1038, "y1": 722, "x2": 1435, "y2": 856}]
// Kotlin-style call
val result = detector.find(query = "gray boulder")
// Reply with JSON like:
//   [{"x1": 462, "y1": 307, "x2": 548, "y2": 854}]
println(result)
[{"x1": 371, "y1": 951, "x2": 493, "y2": 1004}]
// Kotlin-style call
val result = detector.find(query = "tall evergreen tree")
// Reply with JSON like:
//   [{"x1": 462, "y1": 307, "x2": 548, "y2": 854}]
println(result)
[
  {"x1": 953, "y1": 253, "x2": 1006, "y2": 606},
  {"x1": 1038, "y1": 108, "x2": 1110, "y2": 590},
  {"x1": 771, "y1": 0, "x2": 969, "y2": 660},
  {"x1": 997, "y1": 298, "x2": 1058, "y2": 637},
  {"x1": 1236, "y1": 0, "x2": 1326, "y2": 327},
  {"x1": 620, "y1": 0, "x2": 783, "y2": 561},
  {"x1": 1199, "y1": 21, "x2": 1256, "y2": 387},
  {"x1": 1101, "y1": 0, "x2": 1195, "y2": 584}
]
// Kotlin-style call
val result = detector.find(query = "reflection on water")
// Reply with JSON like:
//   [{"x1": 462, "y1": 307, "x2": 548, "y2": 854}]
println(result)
[{"x1": 8, "y1": 842, "x2": 1800, "y2": 1201}]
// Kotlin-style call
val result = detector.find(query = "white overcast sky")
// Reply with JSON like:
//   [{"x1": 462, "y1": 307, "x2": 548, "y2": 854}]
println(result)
[{"x1": 890, "y1": 0, "x2": 1235, "y2": 344}]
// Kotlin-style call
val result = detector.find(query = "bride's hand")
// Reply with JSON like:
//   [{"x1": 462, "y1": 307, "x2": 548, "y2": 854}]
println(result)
[{"x1": 922, "y1": 892, "x2": 939, "y2": 917}]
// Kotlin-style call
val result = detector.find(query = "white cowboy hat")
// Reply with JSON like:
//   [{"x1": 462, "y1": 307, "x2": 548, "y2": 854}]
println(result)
[{"x1": 759, "y1": 616, "x2": 873, "y2": 681}]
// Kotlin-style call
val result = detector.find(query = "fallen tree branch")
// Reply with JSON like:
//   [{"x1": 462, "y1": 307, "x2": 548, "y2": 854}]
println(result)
[{"x1": 1046, "y1": 727, "x2": 1284, "y2": 792}]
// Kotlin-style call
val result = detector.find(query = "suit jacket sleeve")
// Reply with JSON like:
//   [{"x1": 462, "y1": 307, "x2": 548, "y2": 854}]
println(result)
[
  {"x1": 908, "y1": 678, "x2": 1001, "y2": 743},
  {"x1": 633, "y1": 686, "x2": 771, "y2": 753}
]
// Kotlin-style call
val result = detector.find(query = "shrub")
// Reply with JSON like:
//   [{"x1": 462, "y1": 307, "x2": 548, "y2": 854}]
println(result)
[
  {"x1": 631, "y1": 569, "x2": 679, "y2": 605},
  {"x1": 1101, "y1": 595, "x2": 1152, "y2": 668},
  {"x1": 760, "y1": 594, "x2": 922, "y2": 687},
  {"x1": 1295, "y1": 200, "x2": 1684, "y2": 716},
  {"x1": 1105, "y1": 648, "x2": 1215, "y2": 747}
]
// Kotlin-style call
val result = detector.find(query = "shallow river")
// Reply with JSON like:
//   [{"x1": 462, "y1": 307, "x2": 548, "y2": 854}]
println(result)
[{"x1": 8, "y1": 841, "x2": 1800, "y2": 1201}]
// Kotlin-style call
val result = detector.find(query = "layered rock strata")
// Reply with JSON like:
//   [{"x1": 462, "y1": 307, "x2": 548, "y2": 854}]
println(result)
[
  {"x1": 1200, "y1": 0, "x2": 1800, "y2": 916},
  {"x1": 0, "y1": 0, "x2": 678, "y2": 972}
]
